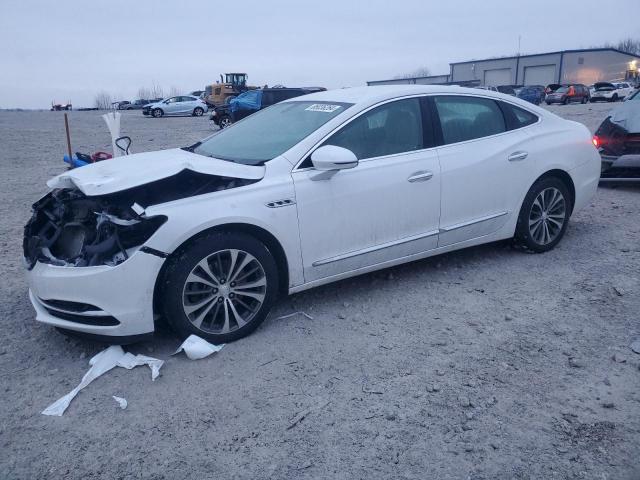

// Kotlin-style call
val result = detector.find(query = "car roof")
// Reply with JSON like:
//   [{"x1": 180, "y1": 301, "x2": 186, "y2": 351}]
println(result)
[
  {"x1": 287, "y1": 85, "x2": 510, "y2": 104},
  {"x1": 285, "y1": 85, "x2": 546, "y2": 112}
]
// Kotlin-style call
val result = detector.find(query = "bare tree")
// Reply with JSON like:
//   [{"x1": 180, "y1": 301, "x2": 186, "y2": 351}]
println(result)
[
  {"x1": 150, "y1": 82, "x2": 164, "y2": 100},
  {"x1": 137, "y1": 87, "x2": 151, "y2": 100},
  {"x1": 394, "y1": 66, "x2": 431, "y2": 80},
  {"x1": 616, "y1": 38, "x2": 640, "y2": 55},
  {"x1": 93, "y1": 91, "x2": 112, "y2": 110},
  {"x1": 168, "y1": 85, "x2": 181, "y2": 96}
]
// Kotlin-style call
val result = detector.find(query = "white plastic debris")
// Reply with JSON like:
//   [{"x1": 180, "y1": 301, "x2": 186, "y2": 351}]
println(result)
[
  {"x1": 173, "y1": 335, "x2": 224, "y2": 360},
  {"x1": 116, "y1": 352, "x2": 164, "y2": 381},
  {"x1": 112, "y1": 396, "x2": 128, "y2": 409},
  {"x1": 42, "y1": 346, "x2": 124, "y2": 416},
  {"x1": 102, "y1": 111, "x2": 122, "y2": 157},
  {"x1": 42, "y1": 346, "x2": 164, "y2": 416}
]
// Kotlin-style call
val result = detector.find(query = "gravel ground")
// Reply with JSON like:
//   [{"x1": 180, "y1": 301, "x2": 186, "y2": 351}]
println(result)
[{"x1": 0, "y1": 102, "x2": 639, "y2": 480}]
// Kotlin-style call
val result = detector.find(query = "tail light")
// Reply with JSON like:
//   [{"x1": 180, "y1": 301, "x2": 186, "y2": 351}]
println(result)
[{"x1": 592, "y1": 135, "x2": 601, "y2": 148}]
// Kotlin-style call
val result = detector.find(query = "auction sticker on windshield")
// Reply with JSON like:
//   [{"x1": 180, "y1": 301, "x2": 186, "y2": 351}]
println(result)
[{"x1": 305, "y1": 104, "x2": 342, "y2": 113}]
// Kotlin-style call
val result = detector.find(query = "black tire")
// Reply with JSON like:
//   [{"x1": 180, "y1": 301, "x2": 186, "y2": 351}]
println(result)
[
  {"x1": 546, "y1": 101, "x2": 551, "y2": 105},
  {"x1": 611, "y1": 93, "x2": 619, "y2": 102},
  {"x1": 562, "y1": 96, "x2": 569, "y2": 105},
  {"x1": 219, "y1": 115, "x2": 233, "y2": 129},
  {"x1": 514, "y1": 177, "x2": 571, "y2": 253},
  {"x1": 581, "y1": 96, "x2": 587, "y2": 104},
  {"x1": 193, "y1": 107, "x2": 204, "y2": 116},
  {"x1": 152, "y1": 108, "x2": 163, "y2": 118},
  {"x1": 159, "y1": 231, "x2": 279, "y2": 343}
]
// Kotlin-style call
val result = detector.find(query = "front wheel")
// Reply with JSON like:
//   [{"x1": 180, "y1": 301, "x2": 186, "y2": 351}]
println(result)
[
  {"x1": 152, "y1": 108, "x2": 163, "y2": 118},
  {"x1": 160, "y1": 232, "x2": 279, "y2": 343},
  {"x1": 193, "y1": 107, "x2": 204, "y2": 116},
  {"x1": 514, "y1": 177, "x2": 571, "y2": 253},
  {"x1": 219, "y1": 115, "x2": 233, "y2": 129},
  {"x1": 611, "y1": 94, "x2": 619, "y2": 102}
]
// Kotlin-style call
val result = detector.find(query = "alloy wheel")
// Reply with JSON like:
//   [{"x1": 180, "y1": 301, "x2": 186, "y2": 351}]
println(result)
[
  {"x1": 528, "y1": 187, "x2": 566, "y2": 246},
  {"x1": 220, "y1": 117, "x2": 232, "y2": 128},
  {"x1": 182, "y1": 249, "x2": 267, "y2": 334}
]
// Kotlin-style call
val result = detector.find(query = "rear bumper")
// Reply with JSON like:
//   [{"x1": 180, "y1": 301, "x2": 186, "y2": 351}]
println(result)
[
  {"x1": 27, "y1": 250, "x2": 165, "y2": 337},
  {"x1": 600, "y1": 154, "x2": 640, "y2": 181}
]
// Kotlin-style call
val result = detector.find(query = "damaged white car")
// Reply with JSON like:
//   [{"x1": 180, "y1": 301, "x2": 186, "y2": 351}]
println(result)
[{"x1": 24, "y1": 86, "x2": 600, "y2": 343}]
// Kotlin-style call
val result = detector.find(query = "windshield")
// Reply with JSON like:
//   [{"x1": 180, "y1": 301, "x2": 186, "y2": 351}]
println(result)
[
  {"x1": 194, "y1": 101, "x2": 353, "y2": 165},
  {"x1": 556, "y1": 87, "x2": 569, "y2": 93}
]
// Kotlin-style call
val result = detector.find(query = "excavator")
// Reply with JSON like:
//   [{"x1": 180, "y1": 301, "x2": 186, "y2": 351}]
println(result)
[{"x1": 204, "y1": 73, "x2": 257, "y2": 107}]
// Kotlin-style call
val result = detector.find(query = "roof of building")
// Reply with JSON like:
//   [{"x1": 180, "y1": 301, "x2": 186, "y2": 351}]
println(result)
[{"x1": 450, "y1": 47, "x2": 640, "y2": 66}]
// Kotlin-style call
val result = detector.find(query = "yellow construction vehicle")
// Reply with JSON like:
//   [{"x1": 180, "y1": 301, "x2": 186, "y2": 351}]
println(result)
[{"x1": 204, "y1": 73, "x2": 257, "y2": 107}]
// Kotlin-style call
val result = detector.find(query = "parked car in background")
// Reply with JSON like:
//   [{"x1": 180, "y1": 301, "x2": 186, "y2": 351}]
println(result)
[
  {"x1": 517, "y1": 86, "x2": 544, "y2": 105},
  {"x1": 496, "y1": 85, "x2": 516, "y2": 96},
  {"x1": 143, "y1": 95, "x2": 208, "y2": 118},
  {"x1": 614, "y1": 82, "x2": 634, "y2": 100},
  {"x1": 545, "y1": 84, "x2": 589, "y2": 105},
  {"x1": 210, "y1": 87, "x2": 325, "y2": 128},
  {"x1": 24, "y1": 85, "x2": 600, "y2": 344},
  {"x1": 590, "y1": 82, "x2": 622, "y2": 102},
  {"x1": 189, "y1": 90, "x2": 205, "y2": 98},
  {"x1": 116, "y1": 101, "x2": 131, "y2": 110},
  {"x1": 545, "y1": 84, "x2": 562, "y2": 96},
  {"x1": 123, "y1": 99, "x2": 152, "y2": 110},
  {"x1": 475, "y1": 86, "x2": 499, "y2": 92},
  {"x1": 593, "y1": 90, "x2": 640, "y2": 181}
]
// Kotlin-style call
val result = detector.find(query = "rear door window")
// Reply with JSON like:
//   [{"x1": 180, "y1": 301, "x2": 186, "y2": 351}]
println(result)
[
  {"x1": 434, "y1": 95, "x2": 506, "y2": 144},
  {"x1": 498, "y1": 102, "x2": 539, "y2": 130}
]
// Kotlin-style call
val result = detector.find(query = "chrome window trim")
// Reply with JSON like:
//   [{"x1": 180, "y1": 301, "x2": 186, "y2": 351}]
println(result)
[{"x1": 292, "y1": 93, "x2": 541, "y2": 172}]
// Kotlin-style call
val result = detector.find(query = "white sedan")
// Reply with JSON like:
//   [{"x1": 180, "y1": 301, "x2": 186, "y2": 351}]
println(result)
[{"x1": 24, "y1": 86, "x2": 600, "y2": 343}]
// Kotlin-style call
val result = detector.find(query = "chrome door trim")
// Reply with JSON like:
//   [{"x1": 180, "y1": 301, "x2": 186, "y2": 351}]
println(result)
[
  {"x1": 312, "y1": 229, "x2": 439, "y2": 267},
  {"x1": 439, "y1": 211, "x2": 508, "y2": 233}
]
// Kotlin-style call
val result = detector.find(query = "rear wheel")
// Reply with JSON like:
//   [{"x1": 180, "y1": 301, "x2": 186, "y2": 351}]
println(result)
[
  {"x1": 160, "y1": 232, "x2": 279, "y2": 343},
  {"x1": 611, "y1": 93, "x2": 619, "y2": 102},
  {"x1": 562, "y1": 96, "x2": 569, "y2": 105},
  {"x1": 193, "y1": 107, "x2": 204, "y2": 116},
  {"x1": 515, "y1": 177, "x2": 571, "y2": 253},
  {"x1": 152, "y1": 108, "x2": 163, "y2": 118}
]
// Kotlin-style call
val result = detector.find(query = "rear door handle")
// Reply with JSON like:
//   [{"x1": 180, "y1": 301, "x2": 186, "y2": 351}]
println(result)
[
  {"x1": 408, "y1": 171, "x2": 434, "y2": 182},
  {"x1": 508, "y1": 151, "x2": 528, "y2": 162}
]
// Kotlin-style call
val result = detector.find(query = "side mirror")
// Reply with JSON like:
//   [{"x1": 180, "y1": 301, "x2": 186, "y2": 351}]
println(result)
[{"x1": 310, "y1": 145, "x2": 358, "y2": 171}]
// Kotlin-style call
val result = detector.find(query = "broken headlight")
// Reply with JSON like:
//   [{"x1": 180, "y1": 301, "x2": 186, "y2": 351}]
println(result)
[{"x1": 23, "y1": 189, "x2": 166, "y2": 269}]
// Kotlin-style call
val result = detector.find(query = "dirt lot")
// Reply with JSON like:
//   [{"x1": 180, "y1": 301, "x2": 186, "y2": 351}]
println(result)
[{"x1": 0, "y1": 101, "x2": 639, "y2": 480}]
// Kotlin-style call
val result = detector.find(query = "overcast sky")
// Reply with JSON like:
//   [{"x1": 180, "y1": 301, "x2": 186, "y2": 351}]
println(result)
[{"x1": 1, "y1": 0, "x2": 638, "y2": 109}]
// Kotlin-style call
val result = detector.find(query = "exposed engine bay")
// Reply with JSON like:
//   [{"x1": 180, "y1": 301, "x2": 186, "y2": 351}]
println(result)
[{"x1": 23, "y1": 170, "x2": 258, "y2": 269}]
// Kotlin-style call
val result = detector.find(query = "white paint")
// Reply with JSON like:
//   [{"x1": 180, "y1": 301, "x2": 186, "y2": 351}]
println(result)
[{"x1": 30, "y1": 85, "x2": 601, "y2": 339}]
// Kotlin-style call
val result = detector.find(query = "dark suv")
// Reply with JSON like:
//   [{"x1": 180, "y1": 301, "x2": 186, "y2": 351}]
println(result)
[
  {"x1": 210, "y1": 87, "x2": 325, "y2": 128},
  {"x1": 545, "y1": 84, "x2": 590, "y2": 105}
]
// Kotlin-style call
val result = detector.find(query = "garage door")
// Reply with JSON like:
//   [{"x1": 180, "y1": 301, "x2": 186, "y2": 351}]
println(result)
[
  {"x1": 483, "y1": 68, "x2": 512, "y2": 86},
  {"x1": 523, "y1": 65, "x2": 556, "y2": 86}
]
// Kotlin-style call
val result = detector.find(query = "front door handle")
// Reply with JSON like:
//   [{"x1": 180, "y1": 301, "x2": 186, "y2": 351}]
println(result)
[
  {"x1": 508, "y1": 151, "x2": 528, "y2": 162},
  {"x1": 408, "y1": 171, "x2": 434, "y2": 182}
]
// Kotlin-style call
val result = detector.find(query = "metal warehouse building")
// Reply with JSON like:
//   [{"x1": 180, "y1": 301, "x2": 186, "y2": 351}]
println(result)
[{"x1": 368, "y1": 48, "x2": 639, "y2": 87}]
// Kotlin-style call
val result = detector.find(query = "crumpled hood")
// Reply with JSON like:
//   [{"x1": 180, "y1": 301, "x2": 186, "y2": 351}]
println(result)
[
  {"x1": 609, "y1": 101, "x2": 640, "y2": 133},
  {"x1": 47, "y1": 148, "x2": 265, "y2": 196}
]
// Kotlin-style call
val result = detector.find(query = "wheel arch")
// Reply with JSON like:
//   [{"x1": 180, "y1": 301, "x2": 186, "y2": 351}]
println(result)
[
  {"x1": 533, "y1": 169, "x2": 576, "y2": 214},
  {"x1": 153, "y1": 222, "x2": 290, "y2": 314}
]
